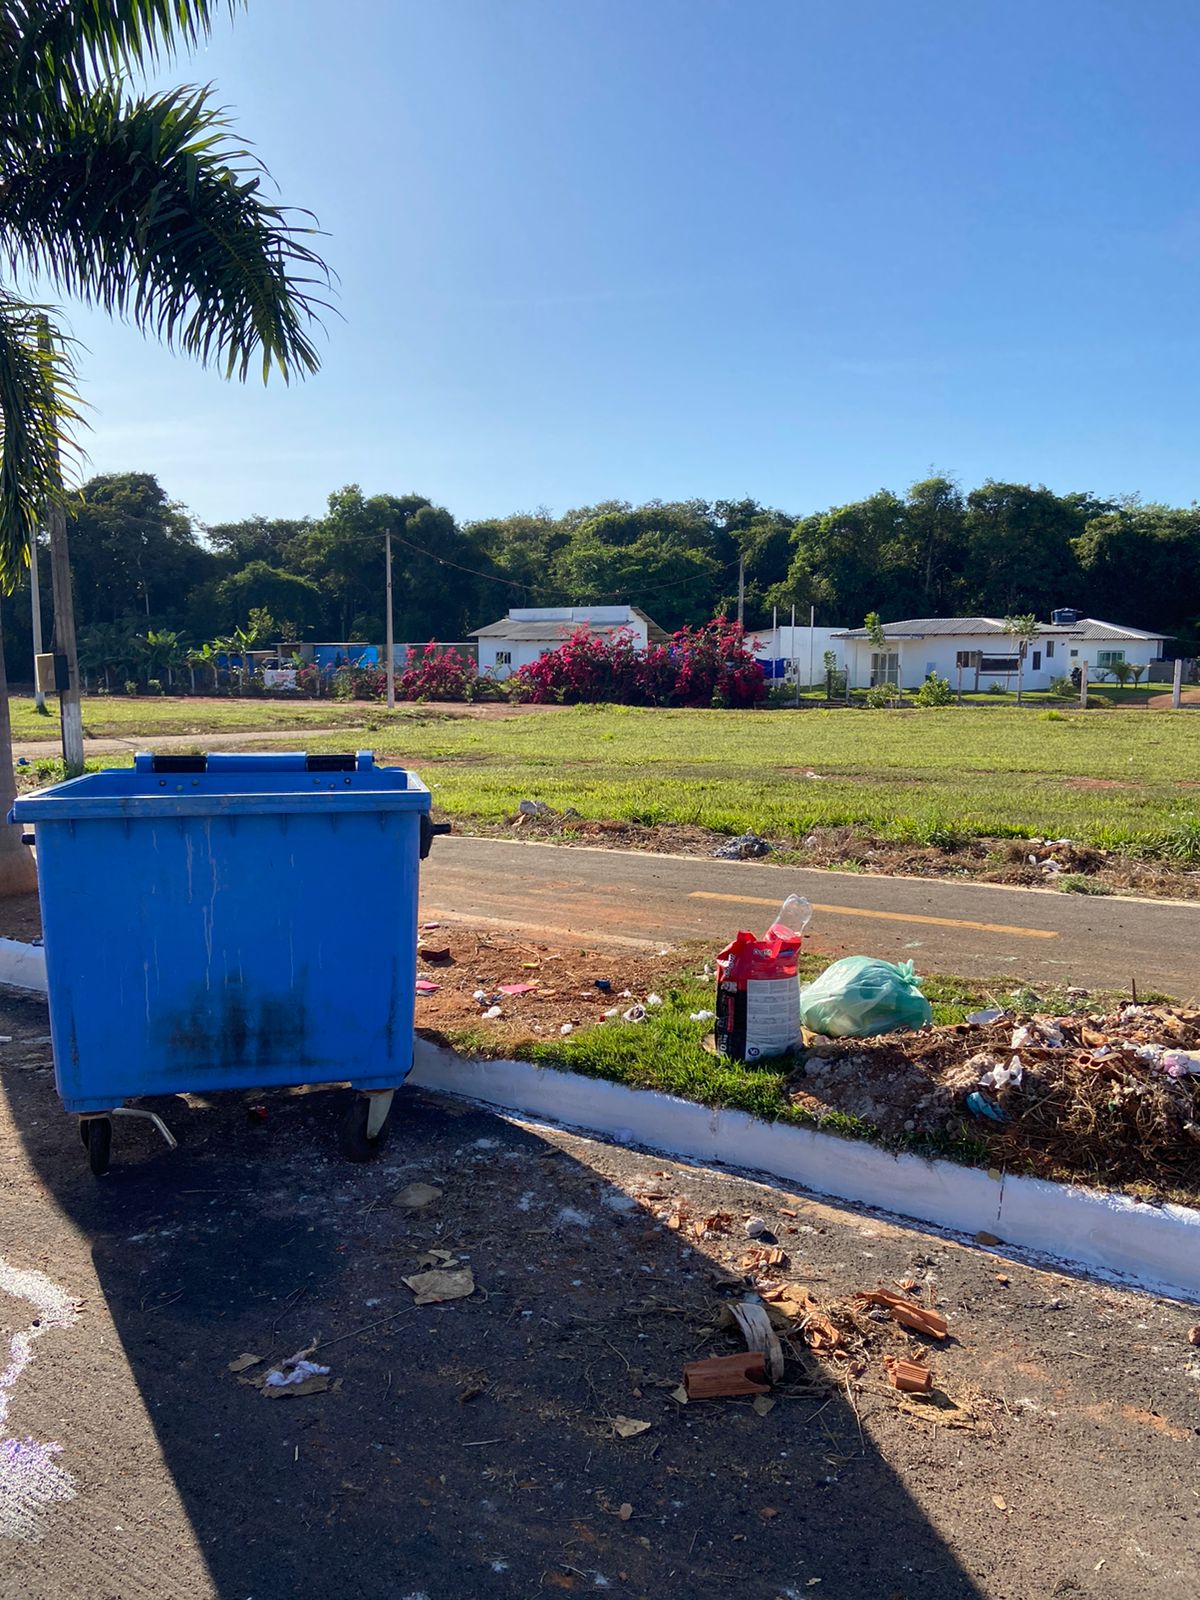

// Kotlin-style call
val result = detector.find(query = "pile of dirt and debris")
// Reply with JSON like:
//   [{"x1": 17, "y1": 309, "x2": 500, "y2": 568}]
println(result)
[
  {"x1": 465, "y1": 809, "x2": 1200, "y2": 899},
  {"x1": 413, "y1": 924, "x2": 683, "y2": 1048},
  {"x1": 788, "y1": 1003, "x2": 1200, "y2": 1196}
]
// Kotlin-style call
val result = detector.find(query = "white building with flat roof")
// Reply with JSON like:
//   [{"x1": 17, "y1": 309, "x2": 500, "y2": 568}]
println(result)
[
  {"x1": 470, "y1": 605, "x2": 668, "y2": 680},
  {"x1": 832, "y1": 612, "x2": 1168, "y2": 691}
]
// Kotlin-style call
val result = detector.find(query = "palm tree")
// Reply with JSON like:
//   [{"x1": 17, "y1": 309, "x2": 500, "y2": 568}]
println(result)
[
  {"x1": 1002, "y1": 613, "x2": 1040, "y2": 706},
  {"x1": 0, "y1": 3, "x2": 327, "y2": 893}
]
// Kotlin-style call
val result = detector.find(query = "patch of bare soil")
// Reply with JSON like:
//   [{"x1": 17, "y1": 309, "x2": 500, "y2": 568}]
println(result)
[
  {"x1": 466, "y1": 810, "x2": 1200, "y2": 899},
  {"x1": 788, "y1": 1005, "x2": 1200, "y2": 1200},
  {"x1": 413, "y1": 924, "x2": 685, "y2": 1049},
  {"x1": 0, "y1": 889, "x2": 42, "y2": 942}
]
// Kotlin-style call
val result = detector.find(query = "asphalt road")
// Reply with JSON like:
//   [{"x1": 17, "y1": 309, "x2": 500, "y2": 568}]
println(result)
[
  {"x1": 3, "y1": 987, "x2": 1198, "y2": 1600},
  {"x1": 421, "y1": 836, "x2": 1200, "y2": 997}
]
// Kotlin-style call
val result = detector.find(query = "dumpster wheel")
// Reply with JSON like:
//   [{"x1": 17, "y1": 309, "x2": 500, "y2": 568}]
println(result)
[
  {"x1": 81, "y1": 1116, "x2": 112, "y2": 1177},
  {"x1": 339, "y1": 1093, "x2": 393, "y2": 1162}
]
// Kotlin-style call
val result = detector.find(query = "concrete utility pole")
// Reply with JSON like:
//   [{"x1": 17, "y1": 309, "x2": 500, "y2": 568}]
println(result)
[
  {"x1": 1079, "y1": 660, "x2": 1089, "y2": 711},
  {"x1": 29, "y1": 530, "x2": 44, "y2": 712},
  {"x1": 736, "y1": 556, "x2": 745, "y2": 626},
  {"x1": 1172, "y1": 657, "x2": 1184, "y2": 709},
  {"x1": 38, "y1": 318, "x2": 83, "y2": 775},
  {"x1": 384, "y1": 528, "x2": 395, "y2": 710}
]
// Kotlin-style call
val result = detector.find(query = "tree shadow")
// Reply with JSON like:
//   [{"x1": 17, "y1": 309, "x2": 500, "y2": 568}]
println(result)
[{"x1": 1, "y1": 988, "x2": 983, "y2": 1599}]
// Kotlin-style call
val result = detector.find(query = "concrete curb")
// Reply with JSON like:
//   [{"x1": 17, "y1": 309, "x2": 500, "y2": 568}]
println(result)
[
  {"x1": 0, "y1": 938, "x2": 47, "y2": 993},
  {"x1": 410, "y1": 1038, "x2": 1200, "y2": 1305}
]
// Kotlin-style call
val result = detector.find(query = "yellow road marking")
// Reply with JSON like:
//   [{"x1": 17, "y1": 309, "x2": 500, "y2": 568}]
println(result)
[{"x1": 688, "y1": 891, "x2": 1059, "y2": 940}]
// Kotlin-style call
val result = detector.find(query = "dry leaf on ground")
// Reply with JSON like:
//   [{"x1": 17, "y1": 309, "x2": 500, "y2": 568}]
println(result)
[
  {"x1": 394, "y1": 1182, "x2": 443, "y2": 1210},
  {"x1": 611, "y1": 1416, "x2": 651, "y2": 1439}
]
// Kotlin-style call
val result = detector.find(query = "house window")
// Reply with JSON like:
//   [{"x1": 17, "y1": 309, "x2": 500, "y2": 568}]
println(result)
[
  {"x1": 1045, "y1": 640, "x2": 1054, "y2": 658},
  {"x1": 979, "y1": 654, "x2": 1019, "y2": 674},
  {"x1": 1069, "y1": 648, "x2": 1078, "y2": 658},
  {"x1": 869, "y1": 651, "x2": 900, "y2": 687},
  {"x1": 1096, "y1": 649, "x2": 1125, "y2": 668},
  {"x1": 494, "y1": 650, "x2": 512, "y2": 666},
  {"x1": 1032, "y1": 651, "x2": 1041, "y2": 671}
]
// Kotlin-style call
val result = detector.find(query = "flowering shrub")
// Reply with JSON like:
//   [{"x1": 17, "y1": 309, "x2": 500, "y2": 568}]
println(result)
[
  {"x1": 329, "y1": 644, "x2": 500, "y2": 702},
  {"x1": 511, "y1": 619, "x2": 765, "y2": 708}
]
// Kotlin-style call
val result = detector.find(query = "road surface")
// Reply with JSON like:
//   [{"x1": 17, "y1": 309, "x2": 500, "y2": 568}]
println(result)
[{"x1": 421, "y1": 836, "x2": 1200, "y2": 997}]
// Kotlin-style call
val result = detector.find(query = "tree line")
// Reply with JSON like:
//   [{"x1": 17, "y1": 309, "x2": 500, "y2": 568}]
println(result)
[{"x1": 3, "y1": 470, "x2": 1197, "y2": 682}]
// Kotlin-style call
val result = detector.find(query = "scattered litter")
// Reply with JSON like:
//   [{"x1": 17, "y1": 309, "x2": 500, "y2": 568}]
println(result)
[
  {"x1": 715, "y1": 895, "x2": 811, "y2": 1060},
  {"x1": 885, "y1": 1356, "x2": 933, "y2": 1394},
  {"x1": 393, "y1": 1182, "x2": 443, "y2": 1210},
  {"x1": 473, "y1": 989, "x2": 488, "y2": 1002},
  {"x1": 621, "y1": 1005, "x2": 647, "y2": 1024},
  {"x1": 247, "y1": 1103, "x2": 267, "y2": 1121},
  {"x1": 482, "y1": 1005, "x2": 502, "y2": 1020},
  {"x1": 264, "y1": 1359, "x2": 331, "y2": 1395},
  {"x1": 594, "y1": 979, "x2": 612, "y2": 993},
  {"x1": 977, "y1": 1057, "x2": 1023, "y2": 1091},
  {"x1": 726, "y1": 1296, "x2": 786, "y2": 1380},
  {"x1": 603, "y1": 1006, "x2": 620, "y2": 1019},
  {"x1": 226, "y1": 1353, "x2": 263, "y2": 1374},
  {"x1": 713, "y1": 831, "x2": 773, "y2": 860},
  {"x1": 965, "y1": 1091, "x2": 1009, "y2": 1122},
  {"x1": 645, "y1": 993, "x2": 663, "y2": 1008},
  {"x1": 1160, "y1": 1051, "x2": 1200, "y2": 1078},
  {"x1": 611, "y1": 1416, "x2": 651, "y2": 1439},
  {"x1": 751, "y1": 1394, "x2": 776, "y2": 1417},
  {"x1": 498, "y1": 983, "x2": 538, "y2": 997},
  {"x1": 856, "y1": 1288, "x2": 948, "y2": 1340},
  {"x1": 418, "y1": 945, "x2": 451, "y2": 963},
  {"x1": 402, "y1": 1266, "x2": 475, "y2": 1305},
  {"x1": 967, "y1": 1008, "x2": 1005, "y2": 1026},
  {"x1": 799, "y1": 956, "x2": 932, "y2": 1039},
  {"x1": 415, "y1": 980, "x2": 439, "y2": 995},
  {"x1": 744, "y1": 1216, "x2": 767, "y2": 1238},
  {"x1": 689, "y1": 1009, "x2": 716, "y2": 1022},
  {"x1": 683, "y1": 1353, "x2": 769, "y2": 1399},
  {"x1": 618, "y1": 1503, "x2": 633, "y2": 1521},
  {"x1": 518, "y1": 799, "x2": 552, "y2": 816},
  {"x1": 559, "y1": 1023, "x2": 574, "y2": 1036},
  {"x1": 992, "y1": 1494, "x2": 1008, "y2": 1512},
  {"x1": 670, "y1": 1384, "x2": 689, "y2": 1405},
  {"x1": 421, "y1": 921, "x2": 441, "y2": 930}
]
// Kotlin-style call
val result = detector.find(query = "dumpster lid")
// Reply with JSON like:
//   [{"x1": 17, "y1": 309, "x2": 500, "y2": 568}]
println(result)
[{"x1": 12, "y1": 750, "x2": 432, "y2": 821}]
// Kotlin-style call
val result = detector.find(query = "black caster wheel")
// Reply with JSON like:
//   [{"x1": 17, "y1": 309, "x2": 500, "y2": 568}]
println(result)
[
  {"x1": 338, "y1": 1096, "x2": 392, "y2": 1163},
  {"x1": 83, "y1": 1117, "x2": 112, "y2": 1177}
]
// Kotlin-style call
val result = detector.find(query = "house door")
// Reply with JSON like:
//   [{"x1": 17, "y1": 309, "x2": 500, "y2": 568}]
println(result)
[{"x1": 870, "y1": 651, "x2": 900, "y2": 688}]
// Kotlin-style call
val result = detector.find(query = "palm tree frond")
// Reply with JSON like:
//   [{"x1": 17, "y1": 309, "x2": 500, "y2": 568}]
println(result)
[
  {"x1": 0, "y1": 297, "x2": 81, "y2": 590},
  {"x1": 1, "y1": 2, "x2": 241, "y2": 126},
  {"x1": 0, "y1": 83, "x2": 329, "y2": 381}
]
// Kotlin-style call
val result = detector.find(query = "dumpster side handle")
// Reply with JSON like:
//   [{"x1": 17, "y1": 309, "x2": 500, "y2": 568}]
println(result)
[{"x1": 420, "y1": 815, "x2": 451, "y2": 859}]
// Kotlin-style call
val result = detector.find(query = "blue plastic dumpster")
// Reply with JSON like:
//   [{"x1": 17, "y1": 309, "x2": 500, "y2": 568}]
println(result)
[{"x1": 11, "y1": 750, "x2": 450, "y2": 1173}]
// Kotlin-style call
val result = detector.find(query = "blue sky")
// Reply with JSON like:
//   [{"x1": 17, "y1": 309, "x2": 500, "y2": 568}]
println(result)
[{"x1": 58, "y1": 0, "x2": 1200, "y2": 526}]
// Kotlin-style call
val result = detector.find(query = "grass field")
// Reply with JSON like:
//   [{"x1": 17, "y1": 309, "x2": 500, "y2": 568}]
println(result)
[
  {"x1": 305, "y1": 702, "x2": 1200, "y2": 858},
  {"x1": 8, "y1": 694, "x2": 377, "y2": 740},
  {"x1": 12, "y1": 694, "x2": 1200, "y2": 857}
]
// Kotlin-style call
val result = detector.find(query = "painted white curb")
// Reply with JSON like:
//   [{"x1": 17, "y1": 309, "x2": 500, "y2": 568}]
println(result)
[
  {"x1": 410, "y1": 1038, "x2": 1200, "y2": 1305},
  {"x1": 0, "y1": 937, "x2": 47, "y2": 993}
]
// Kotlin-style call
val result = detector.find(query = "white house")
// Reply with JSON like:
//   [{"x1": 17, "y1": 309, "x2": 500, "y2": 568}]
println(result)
[
  {"x1": 745, "y1": 624, "x2": 847, "y2": 684},
  {"x1": 470, "y1": 605, "x2": 668, "y2": 680},
  {"x1": 832, "y1": 612, "x2": 1169, "y2": 692}
]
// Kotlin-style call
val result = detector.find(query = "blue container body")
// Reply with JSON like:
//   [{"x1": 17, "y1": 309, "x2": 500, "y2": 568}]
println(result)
[{"x1": 13, "y1": 752, "x2": 430, "y2": 1114}]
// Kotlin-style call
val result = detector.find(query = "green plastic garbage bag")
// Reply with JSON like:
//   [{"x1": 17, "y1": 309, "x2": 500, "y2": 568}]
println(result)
[{"x1": 799, "y1": 956, "x2": 933, "y2": 1038}]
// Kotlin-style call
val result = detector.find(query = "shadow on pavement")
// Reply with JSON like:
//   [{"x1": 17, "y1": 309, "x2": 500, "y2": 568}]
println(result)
[{"x1": 1, "y1": 988, "x2": 983, "y2": 1600}]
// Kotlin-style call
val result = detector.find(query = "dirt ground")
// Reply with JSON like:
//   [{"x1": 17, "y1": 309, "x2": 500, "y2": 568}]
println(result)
[
  {"x1": 2, "y1": 987, "x2": 1198, "y2": 1600},
  {"x1": 414, "y1": 923, "x2": 684, "y2": 1049},
  {"x1": 479, "y1": 812, "x2": 1200, "y2": 902}
]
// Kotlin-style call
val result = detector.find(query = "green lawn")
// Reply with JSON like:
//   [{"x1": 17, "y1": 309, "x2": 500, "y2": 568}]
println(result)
[
  {"x1": 12, "y1": 695, "x2": 1200, "y2": 858},
  {"x1": 9, "y1": 693, "x2": 378, "y2": 740},
  {"x1": 301, "y1": 702, "x2": 1200, "y2": 859}
]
